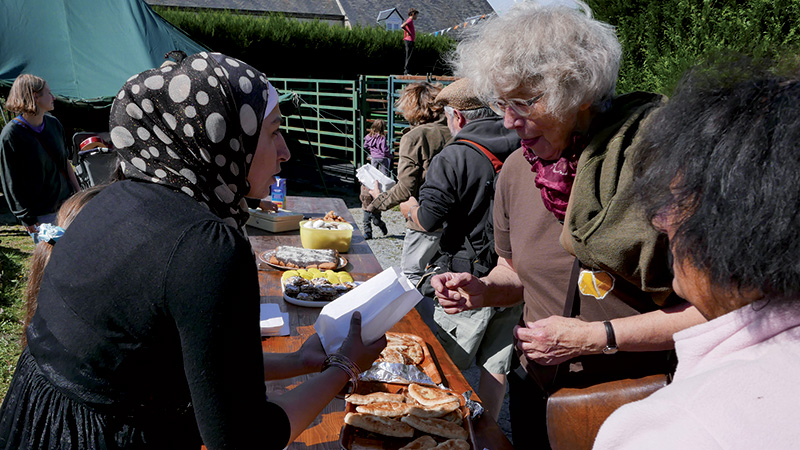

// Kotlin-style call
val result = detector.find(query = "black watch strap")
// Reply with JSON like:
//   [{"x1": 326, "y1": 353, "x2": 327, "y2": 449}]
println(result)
[{"x1": 602, "y1": 320, "x2": 618, "y2": 354}]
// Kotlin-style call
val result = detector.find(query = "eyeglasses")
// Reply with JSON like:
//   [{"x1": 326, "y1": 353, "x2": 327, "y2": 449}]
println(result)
[{"x1": 488, "y1": 93, "x2": 544, "y2": 117}]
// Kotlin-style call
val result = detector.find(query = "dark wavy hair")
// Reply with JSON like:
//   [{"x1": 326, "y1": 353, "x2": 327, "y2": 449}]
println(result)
[{"x1": 633, "y1": 56, "x2": 800, "y2": 299}]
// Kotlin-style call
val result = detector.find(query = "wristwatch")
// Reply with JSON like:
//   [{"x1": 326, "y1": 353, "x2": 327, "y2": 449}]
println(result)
[
  {"x1": 602, "y1": 320, "x2": 618, "y2": 355},
  {"x1": 406, "y1": 204, "x2": 419, "y2": 221}
]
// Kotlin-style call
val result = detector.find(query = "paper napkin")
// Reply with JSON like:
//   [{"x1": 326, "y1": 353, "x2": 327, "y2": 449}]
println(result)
[{"x1": 260, "y1": 303, "x2": 289, "y2": 336}]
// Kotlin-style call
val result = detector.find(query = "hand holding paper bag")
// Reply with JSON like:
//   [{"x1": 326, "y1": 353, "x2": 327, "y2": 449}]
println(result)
[
  {"x1": 357, "y1": 164, "x2": 395, "y2": 192},
  {"x1": 315, "y1": 267, "x2": 423, "y2": 355}
]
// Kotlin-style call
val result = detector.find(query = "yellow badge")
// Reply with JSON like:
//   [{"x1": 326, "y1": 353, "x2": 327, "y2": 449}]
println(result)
[{"x1": 577, "y1": 269, "x2": 615, "y2": 300}]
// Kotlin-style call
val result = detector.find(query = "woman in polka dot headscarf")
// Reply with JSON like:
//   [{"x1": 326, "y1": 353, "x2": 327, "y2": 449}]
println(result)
[
  {"x1": 111, "y1": 52, "x2": 276, "y2": 229},
  {"x1": 0, "y1": 53, "x2": 385, "y2": 449}
]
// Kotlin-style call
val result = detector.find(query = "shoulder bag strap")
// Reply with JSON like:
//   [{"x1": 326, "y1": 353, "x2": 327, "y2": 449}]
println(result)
[
  {"x1": 455, "y1": 138, "x2": 504, "y2": 173},
  {"x1": 563, "y1": 258, "x2": 582, "y2": 317},
  {"x1": 455, "y1": 138, "x2": 504, "y2": 263},
  {"x1": 13, "y1": 117, "x2": 71, "y2": 184}
]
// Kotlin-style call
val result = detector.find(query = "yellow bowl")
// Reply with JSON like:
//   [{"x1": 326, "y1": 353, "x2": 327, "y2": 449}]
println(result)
[{"x1": 299, "y1": 220, "x2": 353, "y2": 252}]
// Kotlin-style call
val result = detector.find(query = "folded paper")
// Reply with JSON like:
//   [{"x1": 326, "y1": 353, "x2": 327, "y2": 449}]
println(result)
[{"x1": 315, "y1": 266, "x2": 422, "y2": 355}]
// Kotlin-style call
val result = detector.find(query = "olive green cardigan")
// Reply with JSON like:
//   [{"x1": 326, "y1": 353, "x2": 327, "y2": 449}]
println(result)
[{"x1": 565, "y1": 92, "x2": 674, "y2": 304}]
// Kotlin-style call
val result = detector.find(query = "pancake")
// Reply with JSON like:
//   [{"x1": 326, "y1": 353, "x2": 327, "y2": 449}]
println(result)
[
  {"x1": 399, "y1": 435, "x2": 438, "y2": 450},
  {"x1": 400, "y1": 415, "x2": 469, "y2": 441},
  {"x1": 407, "y1": 384, "x2": 461, "y2": 407},
  {"x1": 345, "y1": 392, "x2": 405, "y2": 405},
  {"x1": 356, "y1": 401, "x2": 413, "y2": 417},
  {"x1": 407, "y1": 399, "x2": 461, "y2": 418},
  {"x1": 345, "y1": 412, "x2": 414, "y2": 438}
]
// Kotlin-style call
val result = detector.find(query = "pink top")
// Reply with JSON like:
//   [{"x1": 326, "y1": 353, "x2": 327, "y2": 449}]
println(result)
[
  {"x1": 593, "y1": 299, "x2": 800, "y2": 449},
  {"x1": 402, "y1": 17, "x2": 415, "y2": 41}
]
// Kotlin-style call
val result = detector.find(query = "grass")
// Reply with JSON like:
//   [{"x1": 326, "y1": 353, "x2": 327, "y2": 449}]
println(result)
[{"x1": 0, "y1": 224, "x2": 34, "y2": 400}]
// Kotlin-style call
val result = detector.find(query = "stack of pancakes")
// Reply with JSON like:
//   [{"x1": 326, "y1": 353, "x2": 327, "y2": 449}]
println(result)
[{"x1": 344, "y1": 383, "x2": 470, "y2": 449}]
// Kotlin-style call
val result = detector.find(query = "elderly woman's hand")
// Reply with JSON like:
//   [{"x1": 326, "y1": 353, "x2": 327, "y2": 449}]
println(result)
[
  {"x1": 514, "y1": 316, "x2": 605, "y2": 366},
  {"x1": 431, "y1": 272, "x2": 487, "y2": 313}
]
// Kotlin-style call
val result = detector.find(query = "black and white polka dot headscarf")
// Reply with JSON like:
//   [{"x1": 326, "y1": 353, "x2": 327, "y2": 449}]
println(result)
[{"x1": 110, "y1": 52, "x2": 270, "y2": 228}]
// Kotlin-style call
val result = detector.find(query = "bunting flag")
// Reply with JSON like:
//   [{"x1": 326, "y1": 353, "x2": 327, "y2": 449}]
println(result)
[{"x1": 433, "y1": 13, "x2": 492, "y2": 36}]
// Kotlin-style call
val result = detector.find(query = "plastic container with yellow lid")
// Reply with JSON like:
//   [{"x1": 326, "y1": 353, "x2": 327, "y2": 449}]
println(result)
[{"x1": 299, "y1": 220, "x2": 353, "y2": 252}]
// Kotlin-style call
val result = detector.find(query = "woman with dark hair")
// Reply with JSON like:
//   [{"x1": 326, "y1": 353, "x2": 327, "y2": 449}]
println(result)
[
  {"x1": 594, "y1": 59, "x2": 800, "y2": 449},
  {"x1": 368, "y1": 82, "x2": 451, "y2": 283},
  {"x1": 0, "y1": 74, "x2": 80, "y2": 242},
  {"x1": 0, "y1": 53, "x2": 384, "y2": 449}
]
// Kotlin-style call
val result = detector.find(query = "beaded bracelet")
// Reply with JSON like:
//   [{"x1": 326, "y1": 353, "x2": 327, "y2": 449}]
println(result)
[{"x1": 322, "y1": 353, "x2": 361, "y2": 397}]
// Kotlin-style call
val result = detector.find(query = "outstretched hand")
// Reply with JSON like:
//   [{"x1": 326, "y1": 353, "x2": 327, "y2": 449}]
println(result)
[
  {"x1": 337, "y1": 311, "x2": 386, "y2": 371},
  {"x1": 430, "y1": 272, "x2": 486, "y2": 314}
]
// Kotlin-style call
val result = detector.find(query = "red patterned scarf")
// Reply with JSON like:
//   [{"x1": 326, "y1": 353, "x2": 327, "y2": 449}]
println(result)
[{"x1": 522, "y1": 135, "x2": 585, "y2": 222}]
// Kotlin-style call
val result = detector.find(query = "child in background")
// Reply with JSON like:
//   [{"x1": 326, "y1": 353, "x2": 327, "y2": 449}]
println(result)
[
  {"x1": 21, "y1": 186, "x2": 105, "y2": 348},
  {"x1": 360, "y1": 120, "x2": 390, "y2": 239},
  {"x1": 365, "y1": 119, "x2": 391, "y2": 176}
]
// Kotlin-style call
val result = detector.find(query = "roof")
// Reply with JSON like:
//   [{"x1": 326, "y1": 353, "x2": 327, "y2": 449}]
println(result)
[
  {"x1": 146, "y1": 0, "x2": 495, "y2": 33},
  {"x1": 145, "y1": 0, "x2": 344, "y2": 19},
  {"x1": 376, "y1": 8, "x2": 402, "y2": 22},
  {"x1": 339, "y1": 0, "x2": 494, "y2": 32}
]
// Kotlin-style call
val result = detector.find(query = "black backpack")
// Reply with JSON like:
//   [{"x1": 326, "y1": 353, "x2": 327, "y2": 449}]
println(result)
[
  {"x1": 454, "y1": 138, "x2": 503, "y2": 276},
  {"x1": 417, "y1": 139, "x2": 503, "y2": 296}
]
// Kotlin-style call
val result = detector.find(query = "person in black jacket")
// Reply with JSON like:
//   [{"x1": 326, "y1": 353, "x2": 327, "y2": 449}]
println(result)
[
  {"x1": 400, "y1": 78, "x2": 522, "y2": 420},
  {"x1": 0, "y1": 74, "x2": 80, "y2": 242}
]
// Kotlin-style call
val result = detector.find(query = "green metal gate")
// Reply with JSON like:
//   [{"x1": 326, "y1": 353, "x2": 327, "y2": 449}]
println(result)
[{"x1": 271, "y1": 75, "x2": 455, "y2": 180}]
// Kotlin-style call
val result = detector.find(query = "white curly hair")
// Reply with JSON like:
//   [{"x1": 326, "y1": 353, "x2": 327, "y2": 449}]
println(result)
[{"x1": 451, "y1": 0, "x2": 621, "y2": 118}]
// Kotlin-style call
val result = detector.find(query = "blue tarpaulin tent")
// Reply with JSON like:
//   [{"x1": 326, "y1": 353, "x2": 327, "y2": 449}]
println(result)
[{"x1": 0, "y1": 0, "x2": 206, "y2": 105}]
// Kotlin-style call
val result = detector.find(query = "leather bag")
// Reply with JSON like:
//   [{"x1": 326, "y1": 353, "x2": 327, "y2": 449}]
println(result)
[
  {"x1": 545, "y1": 259, "x2": 671, "y2": 450},
  {"x1": 547, "y1": 374, "x2": 668, "y2": 450}
]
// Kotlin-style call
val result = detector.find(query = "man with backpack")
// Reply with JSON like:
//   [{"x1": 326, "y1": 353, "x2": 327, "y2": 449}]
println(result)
[{"x1": 400, "y1": 78, "x2": 522, "y2": 420}]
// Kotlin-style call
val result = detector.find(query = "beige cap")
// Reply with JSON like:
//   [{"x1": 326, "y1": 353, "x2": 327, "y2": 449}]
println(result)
[{"x1": 435, "y1": 78, "x2": 485, "y2": 111}]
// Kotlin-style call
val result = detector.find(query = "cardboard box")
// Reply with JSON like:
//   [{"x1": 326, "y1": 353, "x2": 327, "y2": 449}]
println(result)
[
  {"x1": 246, "y1": 209, "x2": 303, "y2": 233},
  {"x1": 270, "y1": 177, "x2": 287, "y2": 209}
]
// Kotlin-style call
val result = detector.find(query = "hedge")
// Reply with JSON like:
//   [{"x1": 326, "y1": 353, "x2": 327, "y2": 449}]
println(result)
[
  {"x1": 155, "y1": 1, "x2": 800, "y2": 95},
  {"x1": 153, "y1": 7, "x2": 456, "y2": 79},
  {"x1": 589, "y1": 0, "x2": 800, "y2": 95}
]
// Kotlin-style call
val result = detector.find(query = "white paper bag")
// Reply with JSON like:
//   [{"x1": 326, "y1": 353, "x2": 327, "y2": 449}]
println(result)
[
  {"x1": 356, "y1": 164, "x2": 396, "y2": 192},
  {"x1": 315, "y1": 266, "x2": 422, "y2": 355}
]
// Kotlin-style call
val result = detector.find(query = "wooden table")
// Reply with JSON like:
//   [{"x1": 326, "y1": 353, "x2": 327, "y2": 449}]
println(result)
[{"x1": 250, "y1": 196, "x2": 514, "y2": 450}]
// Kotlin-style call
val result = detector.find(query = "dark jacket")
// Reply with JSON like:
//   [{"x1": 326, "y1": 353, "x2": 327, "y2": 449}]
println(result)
[
  {"x1": 0, "y1": 115, "x2": 74, "y2": 225},
  {"x1": 368, "y1": 116, "x2": 451, "y2": 230},
  {"x1": 416, "y1": 117, "x2": 520, "y2": 260}
]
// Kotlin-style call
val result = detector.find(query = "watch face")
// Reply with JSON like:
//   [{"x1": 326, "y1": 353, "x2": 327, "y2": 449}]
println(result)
[{"x1": 603, "y1": 346, "x2": 618, "y2": 355}]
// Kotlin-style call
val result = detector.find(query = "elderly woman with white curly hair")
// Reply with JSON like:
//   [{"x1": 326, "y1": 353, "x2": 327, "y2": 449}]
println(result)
[{"x1": 430, "y1": 1, "x2": 706, "y2": 447}]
